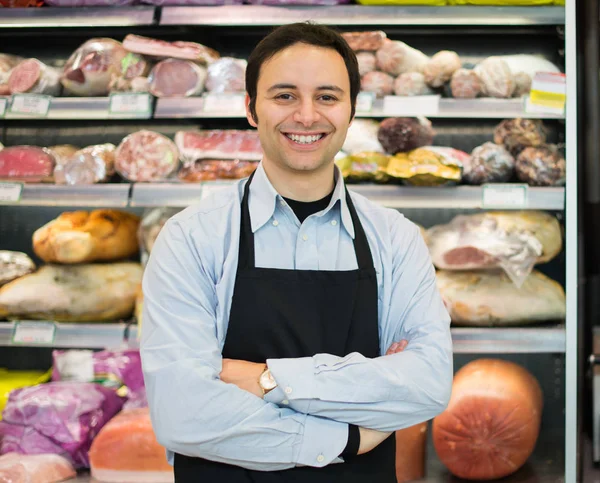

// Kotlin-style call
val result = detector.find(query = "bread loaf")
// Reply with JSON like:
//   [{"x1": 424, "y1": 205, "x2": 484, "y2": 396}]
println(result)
[{"x1": 33, "y1": 209, "x2": 140, "y2": 264}]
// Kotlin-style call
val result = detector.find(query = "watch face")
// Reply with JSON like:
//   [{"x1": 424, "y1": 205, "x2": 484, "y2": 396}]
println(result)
[{"x1": 261, "y1": 370, "x2": 277, "y2": 390}]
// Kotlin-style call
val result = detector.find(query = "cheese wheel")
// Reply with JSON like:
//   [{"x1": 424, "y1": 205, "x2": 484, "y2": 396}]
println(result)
[{"x1": 432, "y1": 359, "x2": 543, "y2": 480}]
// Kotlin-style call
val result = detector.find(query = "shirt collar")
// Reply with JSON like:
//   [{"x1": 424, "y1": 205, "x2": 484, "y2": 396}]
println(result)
[{"x1": 248, "y1": 162, "x2": 355, "y2": 239}]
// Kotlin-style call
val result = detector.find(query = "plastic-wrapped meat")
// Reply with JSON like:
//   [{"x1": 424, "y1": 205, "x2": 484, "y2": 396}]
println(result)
[
  {"x1": 148, "y1": 59, "x2": 207, "y2": 98},
  {"x1": 385, "y1": 146, "x2": 465, "y2": 186},
  {"x1": 120, "y1": 52, "x2": 150, "y2": 80},
  {"x1": 62, "y1": 38, "x2": 128, "y2": 97},
  {"x1": 8, "y1": 59, "x2": 61, "y2": 96},
  {"x1": 0, "y1": 54, "x2": 22, "y2": 93},
  {"x1": 394, "y1": 72, "x2": 433, "y2": 96},
  {"x1": 54, "y1": 143, "x2": 116, "y2": 185},
  {"x1": 361, "y1": 71, "x2": 394, "y2": 98},
  {"x1": 463, "y1": 142, "x2": 515, "y2": 185},
  {"x1": 335, "y1": 151, "x2": 391, "y2": 183},
  {"x1": 138, "y1": 208, "x2": 181, "y2": 262},
  {"x1": 0, "y1": 251, "x2": 35, "y2": 287},
  {"x1": 449, "y1": 68, "x2": 482, "y2": 99},
  {"x1": 341, "y1": 31, "x2": 387, "y2": 52},
  {"x1": 109, "y1": 75, "x2": 149, "y2": 94},
  {"x1": 515, "y1": 145, "x2": 566, "y2": 186},
  {"x1": 377, "y1": 117, "x2": 435, "y2": 154},
  {"x1": 497, "y1": 54, "x2": 561, "y2": 79},
  {"x1": 115, "y1": 131, "x2": 180, "y2": 182},
  {"x1": 206, "y1": 57, "x2": 246, "y2": 93},
  {"x1": 123, "y1": 35, "x2": 219, "y2": 65},
  {"x1": 175, "y1": 130, "x2": 263, "y2": 162},
  {"x1": 493, "y1": 118, "x2": 547, "y2": 157},
  {"x1": 0, "y1": 453, "x2": 75, "y2": 483},
  {"x1": 513, "y1": 71, "x2": 532, "y2": 97},
  {"x1": 376, "y1": 40, "x2": 429, "y2": 76},
  {"x1": 356, "y1": 52, "x2": 376, "y2": 77},
  {"x1": 342, "y1": 119, "x2": 384, "y2": 154},
  {"x1": 0, "y1": 146, "x2": 55, "y2": 183},
  {"x1": 423, "y1": 51, "x2": 461, "y2": 88},
  {"x1": 178, "y1": 159, "x2": 257, "y2": 182},
  {"x1": 47, "y1": 145, "x2": 79, "y2": 167},
  {"x1": 475, "y1": 57, "x2": 515, "y2": 98}
]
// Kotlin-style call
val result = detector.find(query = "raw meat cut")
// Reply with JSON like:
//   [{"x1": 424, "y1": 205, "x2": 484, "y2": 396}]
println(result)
[
  {"x1": 175, "y1": 130, "x2": 263, "y2": 162},
  {"x1": 0, "y1": 453, "x2": 75, "y2": 483},
  {"x1": 62, "y1": 39, "x2": 127, "y2": 97},
  {"x1": 341, "y1": 31, "x2": 387, "y2": 52},
  {"x1": 463, "y1": 141, "x2": 514, "y2": 184},
  {"x1": 33, "y1": 209, "x2": 140, "y2": 264},
  {"x1": 385, "y1": 146, "x2": 466, "y2": 186},
  {"x1": 0, "y1": 262, "x2": 143, "y2": 322},
  {"x1": 436, "y1": 269, "x2": 565, "y2": 326},
  {"x1": 0, "y1": 370, "x2": 49, "y2": 419},
  {"x1": 0, "y1": 146, "x2": 55, "y2": 183},
  {"x1": 361, "y1": 71, "x2": 394, "y2": 98},
  {"x1": 0, "y1": 251, "x2": 35, "y2": 287},
  {"x1": 394, "y1": 72, "x2": 433, "y2": 96},
  {"x1": 89, "y1": 408, "x2": 173, "y2": 483},
  {"x1": 8, "y1": 59, "x2": 61, "y2": 96},
  {"x1": 513, "y1": 71, "x2": 532, "y2": 97},
  {"x1": 342, "y1": 119, "x2": 384, "y2": 154},
  {"x1": 376, "y1": 40, "x2": 429, "y2": 76},
  {"x1": 206, "y1": 57, "x2": 246, "y2": 93},
  {"x1": 475, "y1": 57, "x2": 515, "y2": 98},
  {"x1": 377, "y1": 117, "x2": 435, "y2": 154},
  {"x1": 54, "y1": 143, "x2": 116, "y2": 185},
  {"x1": 516, "y1": 145, "x2": 566, "y2": 186},
  {"x1": 494, "y1": 118, "x2": 547, "y2": 157},
  {"x1": 0, "y1": 54, "x2": 22, "y2": 93},
  {"x1": 450, "y1": 68, "x2": 482, "y2": 99},
  {"x1": 123, "y1": 35, "x2": 219, "y2": 65},
  {"x1": 109, "y1": 75, "x2": 150, "y2": 94},
  {"x1": 178, "y1": 159, "x2": 257, "y2": 182},
  {"x1": 121, "y1": 52, "x2": 150, "y2": 80},
  {"x1": 47, "y1": 145, "x2": 79, "y2": 167},
  {"x1": 148, "y1": 59, "x2": 207, "y2": 98},
  {"x1": 0, "y1": 382, "x2": 123, "y2": 468},
  {"x1": 115, "y1": 131, "x2": 180, "y2": 182},
  {"x1": 356, "y1": 52, "x2": 376, "y2": 77},
  {"x1": 433, "y1": 359, "x2": 542, "y2": 480},
  {"x1": 423, "y1": 50, "x2": 461, "y2": 88}
]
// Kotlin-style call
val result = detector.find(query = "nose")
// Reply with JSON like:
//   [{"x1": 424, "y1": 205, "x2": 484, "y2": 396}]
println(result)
[{"x1": 293, "y1": 99, "x2": 321, "y2": 127}]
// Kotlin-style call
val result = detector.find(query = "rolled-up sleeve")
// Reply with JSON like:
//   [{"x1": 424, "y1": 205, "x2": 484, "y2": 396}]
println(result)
[{"x1": 140, "y1": 217, "x2": 348, "y2": 470}]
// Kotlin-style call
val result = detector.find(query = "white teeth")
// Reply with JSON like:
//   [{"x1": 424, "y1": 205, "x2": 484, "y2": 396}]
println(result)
[{"x1": 286, "y1": 134, "x2": 324, "y2": 144}]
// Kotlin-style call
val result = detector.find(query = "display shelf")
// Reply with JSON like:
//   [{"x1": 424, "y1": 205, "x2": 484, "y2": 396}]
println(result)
[
  {"x1": 451, "y1": 325, "x2": 565, "y2": 354},
  {"x1": 154, "y1": 96, "x2": 565, "y2": 120},
  {"x1": 0, "y1": 321, "x2": 127, "y2": 349},
  {"x1": 160, "y1": 5, "x2": 565, "y2": 26},
  {"x1": 0, "y1": 7, "x2": 156, "y2": 28},
  {"x1": 0, "y1": 184, "x2": 131, "y2": 207},
  {"x1": 130, "y1": 182, "x2": 565, "y2": 210}
]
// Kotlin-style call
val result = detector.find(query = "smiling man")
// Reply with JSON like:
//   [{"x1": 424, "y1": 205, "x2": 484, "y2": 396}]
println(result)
[{"x1": 140, "y1": 22, "x2": 453, "y2": 483}]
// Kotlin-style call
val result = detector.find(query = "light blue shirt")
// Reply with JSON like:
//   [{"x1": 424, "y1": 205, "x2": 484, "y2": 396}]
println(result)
[{"x1": 140, "y1": 162, "x2": 453, "y2": 471}]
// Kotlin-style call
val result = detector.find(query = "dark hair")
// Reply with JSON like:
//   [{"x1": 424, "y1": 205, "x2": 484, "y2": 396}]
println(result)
[{"x1": 246, "y1": 22, "x2": 360, "y2": 123}]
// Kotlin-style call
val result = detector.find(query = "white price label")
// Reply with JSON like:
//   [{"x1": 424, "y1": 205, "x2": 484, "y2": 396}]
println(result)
[
  {"x1": 0, "y1": 98, "x2": 7, "y2": 117},
  {"x1": 12, "y1": 321, "x2": 56, "y2": 345},
  {"x1": 525, "y1": 72, "x2": 566, "y2": 115},
  {"x1": 482, "y1": 184, "x2": 528, "y2": 208},
  {"x1": 383, "y1": 95, "x2": 440, "y2": 116},
  {"x1": 203, "y1": 93, "x2": 246, "y2": 113},
  {"x1": 356, "y1": 92, "x2": 374, "y2": 113},
  {"x1": 109, "y1": 93, "x2": 152, "y2": 115},
  {"x1": 10, "y1": 94, "x2": 51, "y2": 117},
  {"x1": 201, "y1": 182, "x2": 233, "y2": 199},
  {"x1": 0, "y1": 182, "x2": 23, "y2": 203}
]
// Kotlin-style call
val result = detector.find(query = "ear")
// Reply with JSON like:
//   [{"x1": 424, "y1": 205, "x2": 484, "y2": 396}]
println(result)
[{"x1": 245, "y1": 93, "x2": 258, "y2": 128}]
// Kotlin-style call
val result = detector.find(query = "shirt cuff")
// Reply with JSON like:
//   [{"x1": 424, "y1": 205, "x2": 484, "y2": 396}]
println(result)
[
  {"x1": 293, "y1": 416, "x2": 349, "y2": 467},
  {"x1": 265, "y1": 356, "x2": 315, "y2": 402},
  {"x1": 341, "y1": 424, "x2": 360, "y2": 459}
]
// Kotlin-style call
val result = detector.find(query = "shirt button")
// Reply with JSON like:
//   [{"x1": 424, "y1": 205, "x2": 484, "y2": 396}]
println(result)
[
  {"x1": 282, "y1": 399, "x2": 289, "y2": 405},
  {"x1": 284, "y1": 386, "x2": 293, "y2": 395},
  {"x1": 272, "y1": 220, "x2": 279, "y2": 226},
  {"x1": 317, "y1": 454, "x2": 325, "y2": 463},
  {"x1": 331, "y1": 220, "x2": 338, "y2": 226},
  {"x1": 302, "y1": 234, "x2": 308, "y2": 241}
]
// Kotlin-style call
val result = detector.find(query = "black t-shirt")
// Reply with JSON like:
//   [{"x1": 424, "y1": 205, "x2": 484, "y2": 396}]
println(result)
[{"x1": 283, "y1": 191, "x2": 334, "y2": 224}]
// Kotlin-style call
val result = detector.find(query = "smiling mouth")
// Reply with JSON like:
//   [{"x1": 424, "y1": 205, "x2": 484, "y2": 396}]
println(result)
[{"x1": 283, "y1": 133, "x2": 327, "y2": 145}]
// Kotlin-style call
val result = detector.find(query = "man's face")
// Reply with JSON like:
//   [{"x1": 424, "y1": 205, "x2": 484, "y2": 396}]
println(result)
[{"x1": 246, "y1": 42, "x2": 353, "y2": 176}]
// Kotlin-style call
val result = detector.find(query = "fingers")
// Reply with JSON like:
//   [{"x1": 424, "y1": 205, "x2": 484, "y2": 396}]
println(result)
[{"x1": 386, "y1": 339, "x2": 408, "y2": 355}]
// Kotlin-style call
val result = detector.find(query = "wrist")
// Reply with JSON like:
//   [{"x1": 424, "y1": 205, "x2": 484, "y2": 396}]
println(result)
[{"x1": 258, "y1": 365, "x2": 278, "y2": 396}]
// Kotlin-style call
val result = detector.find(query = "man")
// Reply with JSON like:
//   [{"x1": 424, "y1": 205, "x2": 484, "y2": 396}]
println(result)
[{"x1": 140, "y1": 22, "x2": 453, "y2": 483}]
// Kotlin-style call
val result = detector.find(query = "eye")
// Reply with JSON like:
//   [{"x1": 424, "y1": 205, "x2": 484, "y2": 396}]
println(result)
[
  {"x1": 275, "y1": 93, "x2": 294, "y2": 100},
  {"x1": 319, "y1": 95, "x2": 337, "y2": 102}
]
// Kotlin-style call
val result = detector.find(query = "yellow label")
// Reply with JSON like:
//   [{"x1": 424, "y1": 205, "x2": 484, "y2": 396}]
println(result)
[{"x1": 529, "y1": 89, "x2": 566, "y2": 109}]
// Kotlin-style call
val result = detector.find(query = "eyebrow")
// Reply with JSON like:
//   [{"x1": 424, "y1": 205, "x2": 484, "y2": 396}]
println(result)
[{"x1": 267, "y1": 83, "x2": 345, "y2": 93}]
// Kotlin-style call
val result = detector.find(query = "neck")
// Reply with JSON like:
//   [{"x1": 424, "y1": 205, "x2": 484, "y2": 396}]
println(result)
[{"x1": 262, "y1": 160, "x2": 335, "y2": 202}]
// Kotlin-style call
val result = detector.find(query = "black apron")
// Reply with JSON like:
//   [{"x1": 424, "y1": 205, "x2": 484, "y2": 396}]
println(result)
[{"x1": 175, "y1": 173, "x2": 397, "y2": 483}]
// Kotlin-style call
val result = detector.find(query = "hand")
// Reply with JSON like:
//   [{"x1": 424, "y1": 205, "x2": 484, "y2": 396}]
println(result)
[
  {"x1": 386, "y1": 339, "x2": 408, "y2": 355},
  {"x1": 220, "y1": 359, "x2": 266, "y2": 399}
]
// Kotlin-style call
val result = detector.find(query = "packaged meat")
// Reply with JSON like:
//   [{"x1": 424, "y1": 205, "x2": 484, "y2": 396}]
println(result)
[
  {"x1": 54, "y1": 143, "x2": 116, "y2": 185},
  {"x1": 385, "y1": 146, "x2": 465, "y2": 186},
  {"x1": 513, "y1": 72, "x2": 532, "y2": 97},
  {"x1": 0, "y1": 369, "x2": 49, "y2": 418},
  {"x1": 341, "y1": 31, "x2": 387, "y2": 52},
  {"x1": 335, "y1": 152, "x2": 391, "y2": 183},
  {"x1": 123, "y1": 35, "x2": 219, "y2": 65},
  {"x1": 356, "y1": 52, "x2": 376, "y2": 77},
  {"x1": 0, "y1": 146, "x2": 55, "y2": 183},
  {"x1": 148, "y1": 59, "x2": 207, "y2": 98},
  {"x1": 376, "y1": 40, "x2": 429, "y2": 76},
  {"x1": 497, "y1": 54, "x2": 561, "y2": 79},
  {"x1": 426, "y1": 211, "x2": 562, "y2": 286},
  {"x1": 516, "y1": 144, "x2": 566, "y2": 186},
  {"x1": 449, "y1": 68, "x2": 482, "y2": 99},
  {"x1": 62, "y1": 39, "x2": 128, "y2": 97},
  {"x1": 0, "y1": 251, "x2": 35, "y2": 287},
  {"x1": 178, "y1": 159, "x2": 257, "y2": 182},
  {"x1": 0, "y1": 262, "x2": 143, "y2": 322},
  {"x1": 8, "y1": 59, "x2": 61, "y2": 96},
  {"x1": 0, "y1": 54, "x2": 22, "y2": 92},
  {"x1": 47, "y1": 145, "x2": 79, "y2": 167},
  {"x1": 361, "y1": 71, "x2": 394, "y2": 98},
  {"x1": 395, "y1": 423, "x2": 427, "y2": 483},
  {"x1": 423, "y1": 51, "x2": 461, "y2": 88},
  {"x1": 120, "y1": 52, "x2": 151, "y2": 80},
  {"x1": 175, "y1": 130, "x2": 262, "y2": 162},
  {"x1": 0, "y1": 453, "x2": 75, "y2": 483},
  {"x1": 474, "y1": 57, "x2": 515, "y2": 98},
  {"x1": 377, "y1": 117, "x2": 435, "y2": 154},
  {"x1": 0, "y1": 382, "x2": 124, "y2": 468},
  {"x1": 342, "y1": 119, "x2": 384, "y2": 154},
  {"x1": 393, "y1": 72, "x2": 433, "y2": 96},
  {"x1": 494, "y1": 118, "x2": 547, "y2": 157},
  {"x1": 436, "y1": 269, "x2": 565, "y2": 326},
  {"x1": 433, "y1": 359, "x2": 542, "y2": 480},
  {"x1": 463, "y1": 141, "x2": 514, "y2": 184},
  {"x1": 89, "y1": 408, "x2": 173, "y2": 483},
  {"x1": 115, "y1": 131, "x2": 180, "y2": 182},
  {"x1": 206, "y1": 57, "x2": 246, "y2": 93},
  {"x1": 109, "y1": 75, "x2": 150, "y2": 94}
]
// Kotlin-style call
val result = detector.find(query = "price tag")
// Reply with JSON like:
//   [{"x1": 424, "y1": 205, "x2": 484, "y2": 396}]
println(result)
[
  {"x1": 10, "y1": 94, "x2": 51, "y2": 117},
  {"x1": 0, "y1": 97, "x2": 7, "y2": 117},
  {"x1": 201, "y1": 182, "x2": 234, "y2": 199},
  {"x1": 203, "y1": 93, "x2": 246, "y2": 113},
  {"x1": 109, "y1": 93, "x2": 152, "y2": 115},
  {"x1": 525, "y1": 72, "x2": 566, "y2": 115},
  {"x1": 383, "y1": 95, "x2": 440, "y2": 116},
  {"x1": 0, "y1": 182, "x2": 23, "y2": 203},
  {"x1": 482, "y1": 184, "x2": 528, "y2": 209},
  {"x1": 12, "y1": 321, "x2": 56, "y2": 345},
  {"x1": 356, "y1": 92, "x2": 374, "y2": 113}
]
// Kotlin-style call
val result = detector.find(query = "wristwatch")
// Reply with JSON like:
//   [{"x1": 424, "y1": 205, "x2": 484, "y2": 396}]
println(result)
[{"x1": 259, "y1": 366, "x2": 278, "y2": 396}]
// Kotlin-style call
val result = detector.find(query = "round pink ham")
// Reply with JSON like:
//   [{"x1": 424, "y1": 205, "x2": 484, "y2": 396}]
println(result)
[
  {"x1": 0, "y1": 146, "x2": 55, "y2": 183},
  {"x1": 148, "y1": 59, "x2": 207, "y2": 98}
]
